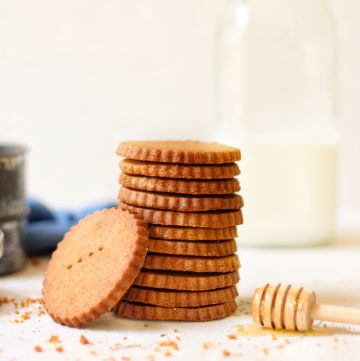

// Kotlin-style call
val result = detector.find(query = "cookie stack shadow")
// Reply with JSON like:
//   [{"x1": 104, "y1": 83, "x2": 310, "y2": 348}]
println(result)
[{"x1": 114, "y1": 141, "x2": 243, "y2": 321}]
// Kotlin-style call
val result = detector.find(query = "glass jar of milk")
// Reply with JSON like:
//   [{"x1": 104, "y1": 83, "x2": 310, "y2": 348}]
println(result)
[{"x1": 216, "y1": 0, "x2": 337, "y2": 246}]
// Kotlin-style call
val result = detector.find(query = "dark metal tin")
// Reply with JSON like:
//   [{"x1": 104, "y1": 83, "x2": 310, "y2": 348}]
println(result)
[
  {"x1": 0, "y1": 144, "x2": 27, "y2": 275},
  {"x1": 0, "y1": 144, "x2": 28, "y2": 220},
  {"x1": 0, "y1": 220, "x2": 26, "y2": 275}
]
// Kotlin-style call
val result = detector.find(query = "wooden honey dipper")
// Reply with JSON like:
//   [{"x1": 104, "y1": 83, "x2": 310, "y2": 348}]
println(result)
[{"x1": 252, "y1": 283, "x2": 360, "y2": 331}]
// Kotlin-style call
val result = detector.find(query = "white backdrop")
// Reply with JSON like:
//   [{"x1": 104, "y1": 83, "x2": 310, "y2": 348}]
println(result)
[{"x1": 0, "y1": 0, "x2": 359, "y2": 211}]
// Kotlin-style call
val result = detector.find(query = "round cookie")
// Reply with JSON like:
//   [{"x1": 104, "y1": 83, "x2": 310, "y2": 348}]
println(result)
[
  {"x1": 134, "y1": 270, "x2": 240, "y2": 291},
  {"x1": 148, "y1": 225, "x2": 238, "y2": 241},
  {"x1": 123, "y1": 285, "x2": 238, "y2": 307},
  {"x1": 116, "y1": 140, "x2": 241, "y2": 164},
  {"x1": 119, "y1": 202, "x2": 243, "y2": 228},
  {"x1": 114, "y1": 300, "x2": 237, "y2": 321},
  {"x1": 143, "y1": 253, "x2": 240, "y2": 273},
  {"x1": 119, "y1": 174, "x2": 240, "y2": 195},
  {"x1": 42, "y1": 208, "x2": 149, "y2": 327},
  {"x1": 120, "y1": 159, "x2": 240, "y2": 179},
  {"x1": 148, "y1": 238, "x2": 237, "y2": 257},
  {"x1": 119, "y1": 187, "x2": 244, "y2": 212}
]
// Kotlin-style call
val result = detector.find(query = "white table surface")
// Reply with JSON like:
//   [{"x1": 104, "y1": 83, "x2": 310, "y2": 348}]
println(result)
[{"x1": 1, "y1": 235, "x2": 360, "y2": 361}]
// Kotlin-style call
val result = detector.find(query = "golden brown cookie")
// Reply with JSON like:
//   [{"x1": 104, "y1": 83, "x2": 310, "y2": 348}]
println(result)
[
  {"x1": 119, "y1": 187, "x2": 244, "y2": 212},
  {"x1": 134, "y1": 270, "x2": 240, "y2": 291},
  {"x1": 119, "y1": 202, "x2": 243, "y2": 228},
  {"x1": 119, "y1": 174, "x2": 240, "y2": 195},
  {"x1": 148, "y1": 238, "x2": 237, "y2": 257},
  {"x1": 120, "y1": 159, "x2": 240, "y2": 179},
  {"x1": 143, "y1": 253, "x2": 240, "y2": 273},
  {"x1": 114, "y1": 300, "x2": 237, "y2": 321},
  {"x1": 42, "y1": 208, "x2": 149, "y2": 327},
  {"x1": 117, "y1": 140, "x2": 241, "y2": 164},
  {"x1": 148, "y1": 225, "x2": 238, "y2": 241},
  {"x1": 123, "y1": 285, "x2": 238, "y2": 307}
]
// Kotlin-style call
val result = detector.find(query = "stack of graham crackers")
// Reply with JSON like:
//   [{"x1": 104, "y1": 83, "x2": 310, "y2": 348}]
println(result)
[{"x1": 115, "y1": 141, "x2": 243, "y2": 321}]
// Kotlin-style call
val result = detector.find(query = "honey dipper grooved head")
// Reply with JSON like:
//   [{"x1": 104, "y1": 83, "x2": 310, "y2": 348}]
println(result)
[{"x1": 251, "y1": 284, "x2": 316, "y2": 331}]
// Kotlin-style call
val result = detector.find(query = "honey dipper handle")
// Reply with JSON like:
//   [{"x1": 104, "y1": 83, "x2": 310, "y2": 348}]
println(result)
[{"x1": 311, "y1": 304, "x2": 360, "y2": 326}]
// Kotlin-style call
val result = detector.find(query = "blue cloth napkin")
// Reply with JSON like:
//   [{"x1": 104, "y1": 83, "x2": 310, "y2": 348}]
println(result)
[{"x1": 25, "y1": 198, "x2": 116, "y2": 255}]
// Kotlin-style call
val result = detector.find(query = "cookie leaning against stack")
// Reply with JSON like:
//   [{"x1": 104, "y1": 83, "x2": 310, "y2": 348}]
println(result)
[{"x1": 115, "y1": 140, "x2": 243, "y2": 321}]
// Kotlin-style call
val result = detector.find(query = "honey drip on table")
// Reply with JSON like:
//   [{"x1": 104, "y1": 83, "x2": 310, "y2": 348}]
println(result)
[{"x1": 235, "y1": 324, "x2": 333, "y2": 337}]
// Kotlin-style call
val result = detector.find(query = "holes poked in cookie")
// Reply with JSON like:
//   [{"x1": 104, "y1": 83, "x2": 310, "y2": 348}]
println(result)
[{"x1": 65, "y1": 247, "x2": 104, "y2": 270}]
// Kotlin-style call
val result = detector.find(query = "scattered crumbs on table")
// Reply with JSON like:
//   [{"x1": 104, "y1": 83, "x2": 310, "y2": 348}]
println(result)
[
  {"x1": 144, "y1": 323, "x2": 149, "y2": 328},
  {"x1": 1, "y1": 296, "x2": 46, "y2": 322},
  {"x1": 173, "y1": 329, "x2": 179, "y2": 333},
  {"x1": 160, "y1": 333, "x2": 166, "y2": 337},
  {"x1": 175, "y1": 335, "x2": 181, "y2": 341},
  {"x1": 123, "y1": 336, "x2": 128, "y2": 340},
  {"x1": 80, "y1": 335, "x2": 91, "y2": 345},
  {"x1": 271, "y1": 333, "x2": 278, "y2": 341},
  {"x1": 164, "y1": 350, "x2": 172, "y2": 357},
  {"x1": 34, "y1": 345, "x2": 43, "y2": 352},
  {"x1": 227, "y1": 334, "x2": 237, "y2": 340},
  {"x1": 333, "y1": 336, "x2": 339, "y2": 343},
  {"x1": 146, "y1": 354, "x2": 155, "y2": 361},
  {"x1": 223, "y1": 349, "x2": 231, "y2": 357},
  {"x1": 121, "y1": 356, "x2": 131, "y2": 361},
  {"x1": 263, "y1": 347, "x2": 269, "y2": 356}
]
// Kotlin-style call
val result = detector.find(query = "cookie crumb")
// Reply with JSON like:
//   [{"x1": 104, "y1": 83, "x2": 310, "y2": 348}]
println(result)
[
  {"x1": 159, "y1": 340, "x2": 179, "y2": 350},
  {"x1": 110, "y1": 343, "x2": 122, "y2": 351},
  {"x1": 80, "y1": 335, "x2": 90, "y2": 345},
  {"x1": 21, "y1": 312, "x2": 31, "y2": 321},
  {"x1": 271, "y1": 333, "x2": 277, "y2": 341},
  {"x1": 202, "y1": 342, "x2": 211, "y2": 349},
  {"x1": 29, "y1": 257, "x2": 41, "y2": 266},
  {"x1": 34, "y1": 345, "x2": 43, "y2": 352},
  {"x1": 227, "y1": 334, "x2": 237, "y2": 340},
  {"x1": 48, "y1": 335, "x2": 60, "y2": 344},
  {"x1": 263, "y1": 347, "x2": 269, "y2": 356},
  {"x1": 333, "y1": 337, "x2": 339, "y2": 343},
  {"x1": 223, "y1": 349, "x2": 231, "y2": 357},
  {"x1": 56, "y1": 346, "x2": 64, "y2": 353},
  {"x1": 144, "y1": 323, "x2": 149, "y2": 328},
  {"x1": 164, "y1": 350, "x2": 172, "y2": 357}
]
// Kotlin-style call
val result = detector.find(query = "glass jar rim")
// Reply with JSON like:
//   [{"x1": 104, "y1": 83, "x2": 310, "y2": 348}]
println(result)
[{"x1": 0, "y1": 144, "x2": 27, "y2": 157}]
